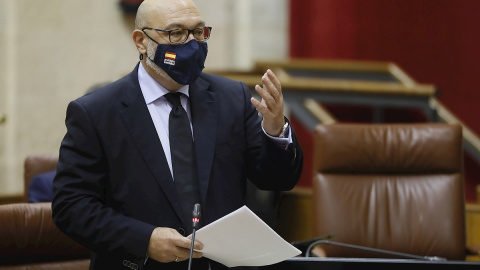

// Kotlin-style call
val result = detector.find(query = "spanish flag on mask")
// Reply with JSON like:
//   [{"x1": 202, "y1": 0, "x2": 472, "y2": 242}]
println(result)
[{"x1": 165, "y1": 52, "x2": 176, "y2": 60}]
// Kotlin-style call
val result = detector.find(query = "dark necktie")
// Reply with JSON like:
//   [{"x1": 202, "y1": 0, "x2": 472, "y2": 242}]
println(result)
[{"x1": 164, "y1": 92, "x2": 201, "y2": 226}]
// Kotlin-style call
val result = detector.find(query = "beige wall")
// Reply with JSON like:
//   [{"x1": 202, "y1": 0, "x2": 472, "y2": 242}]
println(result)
[{"x1": 0, "y1": 0, "x2": 288, "y2": 196}]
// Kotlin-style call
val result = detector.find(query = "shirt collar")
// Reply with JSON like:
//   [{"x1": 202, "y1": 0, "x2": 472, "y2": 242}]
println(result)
[{"x1": 138, "y1": 62, "x2": 189, "y2": 105}]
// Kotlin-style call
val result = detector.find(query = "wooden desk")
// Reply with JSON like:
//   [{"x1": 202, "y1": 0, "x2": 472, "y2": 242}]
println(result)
[{"x1": 261, "y1": 257, "x2": 480, "y2": 270}]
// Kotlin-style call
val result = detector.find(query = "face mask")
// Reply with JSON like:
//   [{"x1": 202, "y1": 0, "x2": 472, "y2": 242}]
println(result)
[{"x1": 146, "y1": 39, "x2": 208, "y2": 85}]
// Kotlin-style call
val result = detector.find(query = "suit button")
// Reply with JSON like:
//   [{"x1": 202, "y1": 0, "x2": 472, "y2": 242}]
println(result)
[{"x1": 178, "y1": 228, "x2": 186, "y2": 236}]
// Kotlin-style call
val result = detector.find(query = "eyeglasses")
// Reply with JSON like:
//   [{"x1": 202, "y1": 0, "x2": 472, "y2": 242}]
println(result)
[{"x1": 142, "y1": 26, "x2": 212, "y2": 44}]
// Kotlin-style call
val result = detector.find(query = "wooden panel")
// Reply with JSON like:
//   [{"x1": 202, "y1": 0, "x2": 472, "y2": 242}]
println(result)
[
  {"x1": 466, "y1": 203, "x2": 480, "y2": 261},
  {"x1": 0, "y1": 194, "x2": 23, "y2": 205},
  {"x1": 209, "y1": 59, "x2": 437, "y2": 97},
  {"x1": 276, "y1": 187, "x2": 313, "y2": 243}
]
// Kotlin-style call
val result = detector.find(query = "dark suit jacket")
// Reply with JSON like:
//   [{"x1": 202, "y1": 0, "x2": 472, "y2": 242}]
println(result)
[{"x1": 52, "y1": 63, "x2": 303, "y2": 270}]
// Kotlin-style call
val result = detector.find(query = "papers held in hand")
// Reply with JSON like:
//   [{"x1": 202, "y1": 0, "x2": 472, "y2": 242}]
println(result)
[{"x1": 191, "y1": 205, "x2": 301, "y2": 267}]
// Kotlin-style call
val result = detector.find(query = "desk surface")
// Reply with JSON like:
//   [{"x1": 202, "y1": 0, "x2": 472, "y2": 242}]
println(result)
[{"x1": 260, "y1": 257, "x2": 480, "y2": 270}]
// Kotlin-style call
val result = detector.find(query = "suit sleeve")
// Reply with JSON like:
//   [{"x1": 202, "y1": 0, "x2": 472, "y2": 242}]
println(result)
[
  {"x1": 52, "y1": 100, "x2": 155, "y2": 257},
  {"x1": 241, "y1": 82, "x2": 304, "y2": 190}
]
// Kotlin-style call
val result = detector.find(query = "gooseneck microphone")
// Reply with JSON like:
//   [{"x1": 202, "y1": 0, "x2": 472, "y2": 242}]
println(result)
[
  {"x1": 188, "y1": 204, "x2": 201, "y2": 270},
  {"x1": 290, "y1": 234, "x2": 334, "y2": 255},
  {"x1": 305, "y1": 240, "x2": 446, "y2": 261}
]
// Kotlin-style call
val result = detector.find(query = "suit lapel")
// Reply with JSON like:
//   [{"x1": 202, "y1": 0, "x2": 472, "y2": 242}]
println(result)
[
  {"x1": 190, "y1": 76, "x2": 217, "y2": 205},
  {"x1": 119, "y1": 64, "x2": 185, "y2": 225}
]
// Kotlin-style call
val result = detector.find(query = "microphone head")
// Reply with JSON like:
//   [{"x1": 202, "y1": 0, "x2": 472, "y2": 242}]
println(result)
[
  {"x1": 192, "y1": 203, "x2": 201, "y2": 218},
  {"x1": 192, "y1": 204, "x2": 201, "y2": 229}
]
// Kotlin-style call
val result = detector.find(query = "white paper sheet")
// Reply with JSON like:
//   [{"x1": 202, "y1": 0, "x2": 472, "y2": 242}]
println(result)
[{"x1": 191, "y1": 205, "x2": 301, "y2": 267}]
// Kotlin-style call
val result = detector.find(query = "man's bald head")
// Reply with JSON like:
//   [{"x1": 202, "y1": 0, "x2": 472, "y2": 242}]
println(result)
[
  {"x1": 132, "y1": 0, "x2": 206, "y2": 90},
  {"x1": 135, "y1": 0, "x2": 201, "y2": 30},
  {"x1": 134, "y1": 0, "x2": 155, "y2": 30}
]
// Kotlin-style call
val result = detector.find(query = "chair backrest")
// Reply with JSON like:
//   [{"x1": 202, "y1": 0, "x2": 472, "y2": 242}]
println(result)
[
  {"x1": 312, "y1": 123, "x2": 466, "y2": 260},
  {"x1": 23, "y1": 154, "x2": 58, "y2": 201},
  {"x1": 0, "y1": 202, "x2": 90, "y2": 268}
]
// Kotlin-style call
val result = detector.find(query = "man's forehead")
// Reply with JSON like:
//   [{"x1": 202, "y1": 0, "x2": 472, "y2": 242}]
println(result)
[{"x1": 146, "y1": 2, "x2": 203, "y2": 28}]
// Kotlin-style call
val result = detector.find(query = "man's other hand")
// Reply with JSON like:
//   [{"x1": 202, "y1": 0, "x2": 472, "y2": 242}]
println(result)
[{"x1": 251, "y1": 69, "x2": 286, "y2": 136}]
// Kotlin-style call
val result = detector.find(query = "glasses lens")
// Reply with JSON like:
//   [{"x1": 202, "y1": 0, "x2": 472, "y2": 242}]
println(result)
[
  {"x1": 169, "y1": 29, "x2": 188, "y2": 43},
  {"x1": 202, "y1": 27, "x2": 211, "y2": 40},
  {"x1": 192, "y1": 27, "x2": 211, "y2": 42},
  {"x1": 193, "y1": 28, "x2": 205, "y2": 41},
  {"x1": 168, "y1": 27, "x2": 211, "y2": 44}
]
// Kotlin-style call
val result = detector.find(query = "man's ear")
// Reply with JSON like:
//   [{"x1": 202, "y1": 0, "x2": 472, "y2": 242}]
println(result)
[{"x1": 132, "y1": 30, "x2": 147, "y2": 55}]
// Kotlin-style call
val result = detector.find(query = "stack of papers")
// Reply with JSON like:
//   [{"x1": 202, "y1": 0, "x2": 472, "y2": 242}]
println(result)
[{"x1": 191, "y1": 206, "x2": 301, "y2": 267}]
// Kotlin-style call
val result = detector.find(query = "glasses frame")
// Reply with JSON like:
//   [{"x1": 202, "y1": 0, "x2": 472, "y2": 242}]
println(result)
[{"x1": 142, "y1": 26, "x2": 212, "y2": 44}]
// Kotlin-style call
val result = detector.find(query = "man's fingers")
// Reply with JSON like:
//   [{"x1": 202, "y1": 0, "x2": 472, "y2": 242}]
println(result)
[
  {"x1": 171, "y1": 245, "x2": 203, "y2": 262},
  {"x1": 193, "y1": 239, "x2": 204, "y2": 251},
  {"x1": 193, "y1": 250, "x2": 203, "y2": 258},
  {"x1": 251, "y1": 70, "x2": 286, "y2": 136},
  {"x1": 174, "y1": 235, "x2": 194, "y2": 249},
  {"x1": 266, "y1": 69, "x2": 282, "y2": 94},
  {"x1": 174, "y1": 250, "x2": 203, "y2": 263},
  {"x1": 254, "y1": 84, "x2": 277, "y2": 111},
  {"x1": 148, "y1": 227, "x2": 204, "y2": 263},
  {"x1": 251, "y1": 94, "x2": 268, "y2": 116},
  {"x1": 254, "y1": 84, "x2": 267, "y2": 100},
  {"x1": 262, "y1": 73, "x2": 279, "y2": 101}
]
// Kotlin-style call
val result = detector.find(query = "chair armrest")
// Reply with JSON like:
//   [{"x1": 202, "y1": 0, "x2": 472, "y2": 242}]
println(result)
[{"x1": 0, "y1": 202, "x2": 89, "y2": 264}]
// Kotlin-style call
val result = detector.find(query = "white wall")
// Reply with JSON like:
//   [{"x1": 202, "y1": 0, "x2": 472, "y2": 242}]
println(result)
[
  {"x1": 198, "y1": 0, "x2": 289, "y2": 70},
  {"x1": 0, "y1": 0, "x2": 288, "y2": 196}
]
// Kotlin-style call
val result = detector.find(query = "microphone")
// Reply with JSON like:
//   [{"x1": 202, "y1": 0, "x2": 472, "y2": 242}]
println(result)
[
  {"x1": 305, "y1": 240, "x2": 447, "y2": 261},
  {"x1": 188, "y1": 204, "x2": 201, "y2": 270},
  {"x1": 192, "y1": 204, "x2": 201, "y2": 229},
  {"x1": 290, "y1": 234, "x2": 334, "y2": 255}
]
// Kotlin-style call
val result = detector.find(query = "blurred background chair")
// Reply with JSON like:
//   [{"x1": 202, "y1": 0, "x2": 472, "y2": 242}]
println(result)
[
  {"x1": 0, "y1": 154, "x2": 90, "y2": 269},
  {"x1": 0, "y1": 202, "x2": 90, "y2": 269},
  {"x1": 24, "y1": 153, "x2": 58, "y2": 202},
  {"x1": 311, "y1": 123, "x2": 468, "y2": 260}
]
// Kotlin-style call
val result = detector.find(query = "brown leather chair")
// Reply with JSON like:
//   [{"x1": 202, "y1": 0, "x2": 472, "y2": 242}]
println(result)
[
  {"x1": 23, "y1": 154, "x2": 58, "y2": 202},
  {"x1": 0, "y1": 202, "x2": 90, "y2": 269},
  {"x1": 311, "y1": 123, "x2": 467, "y2": 260}
]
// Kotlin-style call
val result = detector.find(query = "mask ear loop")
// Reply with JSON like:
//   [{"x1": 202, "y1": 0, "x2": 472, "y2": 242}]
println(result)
[
  {"x1": 142, "y1": 30, "x2": 161, "y2": 63},
  {"x1": 140, "y1": 29, "x2": 157, "y2": 62}
]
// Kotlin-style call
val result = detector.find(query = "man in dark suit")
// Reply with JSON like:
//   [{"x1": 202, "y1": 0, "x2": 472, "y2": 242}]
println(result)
[{"x1": 52, "y1": 0, "x2": 303, "y2": 269}]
